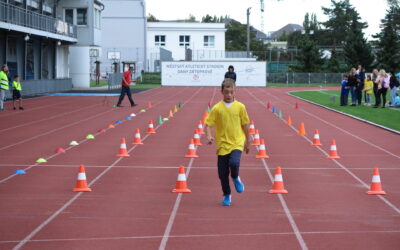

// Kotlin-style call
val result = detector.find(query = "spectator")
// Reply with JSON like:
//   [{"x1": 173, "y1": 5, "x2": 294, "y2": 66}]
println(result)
[
  {"x1": 224, "y1": 65, "x2": 236, "y2": 82},
  {"x1": 363, "y1": 75, "x2": 373, "y2": 106},
  {"x1": 371, "y1": 69, "x2": 379, "y2": 106},
  {"x1": 389, "y1": 71, "x2": 399, "y2": 107},
  {"x1": 340, "y1": 75, "x2": 349, "y2": 106},
  {"x1": 0, "y1": 64, "x2": 9, "y2": 111},
  {"x1": 355, "y1": 66, "x2": 365, "y2": 105},
  {"x1": 374, "y1": 69, "x2": 389, "y2": 108},
  {"x1": 347, "y1": 68, "x2": 357, "y2": 106}
]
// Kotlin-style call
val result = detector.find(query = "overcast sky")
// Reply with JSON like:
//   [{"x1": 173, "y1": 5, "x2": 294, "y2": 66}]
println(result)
[{"x1": 146, "y1": 0, "x2": 389, "y2": 39}]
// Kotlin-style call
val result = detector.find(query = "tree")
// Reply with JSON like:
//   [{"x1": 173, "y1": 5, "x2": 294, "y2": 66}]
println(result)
[
  {"x1": 290, "y1": 38, "x2": 325, "y2": 72},
  {"x1": 374, "y1": 4, "x2": 400, "y2": 72},
  {"x1": 202, "y1": 14, "x2": 213, "y2": 23},
  {"x1": 147, "y1": 14, "x2": 158, "y2": 22},
  {"x1": 225, "y1": 19, "x2": 247, "y2": 51}
]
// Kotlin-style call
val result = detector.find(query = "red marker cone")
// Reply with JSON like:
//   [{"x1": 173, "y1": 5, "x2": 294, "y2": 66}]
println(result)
[
  {"x1": 147, "y1": 101, "x2": 152, "y2": 108},
  {"x1": 269, "y1": 166, "x2": 288, "y2": 194},
  {"x1": 185, "y1": 139, "x2": 199, "y2": 158},
  {"x1": 55, "y1": 147, "x2": 65, "y2": 153},
  {"x1": 132, "y1": 128, "x2": 144, "y2": 145},
  {"x1": 172, "y1": 165, "x2": 191, "y2": 193},
  {"x1": 249, "y1": 121, "x2": 256, "y2": 135},
  {"x1": 116, "y1": 138, "x2": 130, "y2": 157},
  {"x1": 311, "y1": 129, "x2": 322, "y2": 146},
  {"x1": 98, "y1": 129, "x2": 106, "y2": 133},
  {"x1": 72, "y1": 165, "x2": 92, "y2": 192},
  {"x1": 252, "y1": 129, "x2": 261, "y2": 146},
  {"x1": 327, "y1": 139, "x2": 340, "y2": 159},
  {"x1": 267, "y1": 102, "x2": 270, "y2": 110},
  {"x1": 147, "y1": 120, "x2": 156, "y2": 134},
  {"x1": 295, "y1": 102, "x2": 299, "y2": 110},
  {"x1": 197, "y1": 121, "x2": 205, "y2": 135},
  {"x1": 367, "y1": 168, "x2": 386, "y2": 195},
  {"x1": 193, "y1": 129, "x2": 202, "y2": 146},
  {"x1": 256, "y1": 138, "x2": 269, "y2": 159}
]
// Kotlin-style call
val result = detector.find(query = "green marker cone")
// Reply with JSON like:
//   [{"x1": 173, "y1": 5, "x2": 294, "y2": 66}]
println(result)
[
  {"x1": 178, "y1": 102, "x2": 183, "y2": 108},
  {"x1": 163, "y1": 117, "x2": 169, "y2": 121},
  {"x1": 112, "y1": 105, "x2": 117, "y2": 108},
  {"x1": 278, "y1": 110, "x2": 282, "y2": 118},
  {"x1": 70, "y1": 140, "x2": 79, "y2": 146},
  {"x1": 140, "y1": 109, "x2": 146, "y2": 113},
  {"x1": 36, "y1": 158, "x2": 47, "y2": 163},
  {"x1": 86, "y1": 134, "x2": 95, "y2": 139},
  {"x1": 207, "y1": 106, "x2": 211, "y2": 113},
  {"x1": 158, "y1": 115, "x2": 163, "y2": 125}
]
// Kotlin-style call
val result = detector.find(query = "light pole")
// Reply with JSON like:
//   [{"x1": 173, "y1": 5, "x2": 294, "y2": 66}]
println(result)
[{"x1": 247, "y1": 7, "x2": 251, "y2": 58}]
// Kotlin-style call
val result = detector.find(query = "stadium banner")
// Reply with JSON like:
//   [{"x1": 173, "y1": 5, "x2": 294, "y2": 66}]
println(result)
[{"x1": 161, "y1": 61, "x2": 266, "y2": 87}]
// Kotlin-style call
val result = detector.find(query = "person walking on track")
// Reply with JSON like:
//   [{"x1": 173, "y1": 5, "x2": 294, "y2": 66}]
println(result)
[{"x1": 116, "y1": 67, "x2": 137, "y2": 107}]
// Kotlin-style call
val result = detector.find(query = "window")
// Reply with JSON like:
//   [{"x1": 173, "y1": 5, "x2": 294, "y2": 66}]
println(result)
[
  {"x1": 179, "y1": 35, "x2": 190, "y2": 47},
  {"x1": 204, "y1": 35, "x2": 215, "y2": 47},
  {"x1": 65, "y1": 9, "x2": 73, "y2": 25},
  {"x1": 94, "y1": 8, "x2": 101, "y2": 29},
  {"x1": 155, "y1": 35, "x2": 165, "y2": 46},
  {"x1": 77, "y1": 8, "x2": 87, "y2": 25}
]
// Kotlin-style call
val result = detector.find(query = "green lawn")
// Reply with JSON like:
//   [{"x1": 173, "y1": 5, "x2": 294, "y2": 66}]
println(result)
[
  {"x1": 267, "y1": 83, "x2": 338, "y2": 87},
  {"x1": 90, "y1": 80, "x2": 108, "y2": 87},
  {"x1": 131, "y1": 83, "x2": 160, "y2": 89},
  {"x1": 289, "y1": 90, "x2": 400, "y2": 132}
]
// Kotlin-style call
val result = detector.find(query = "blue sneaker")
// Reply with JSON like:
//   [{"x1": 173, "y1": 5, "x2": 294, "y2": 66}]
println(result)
[
  {"x1": 221, "y1": 195, "x2": 231, "y2": 206},
  {"x1": 233, "y1": 177, "x2": 244, "y2": 193}
]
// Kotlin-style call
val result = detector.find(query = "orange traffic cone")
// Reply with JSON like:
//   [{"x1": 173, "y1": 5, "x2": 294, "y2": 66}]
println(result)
[
  {"x1": 116, "y1": 138, "x2": 130, "y2": 157},
  {"x1": 193, "y1": 129, "x2": 202, "y2": 146},
  {"x1": 197, "y1": 121, "x2": 205, "y2": 135},
  {"x1": 147, "y1": 120, "x2": 156, "y2": 134},
  {"x1": 132, "y1": 128, "x2": 144, "y2": 145},
  {"x1": 367, "y1": 168, "x2": 386, "y2": 195},
  {"x1": 269, "y1": 166, "x2": 288, "y2": 194},
  {"x1": 286, "y1": 116, "x2": 292, "y2": 126},
  {"x1": 202, "y1": 110, "x2": 209, "y2": 124},
  {"x1": 256, "y1": 138, "x2": 269, "y2": 159},
  {"x1": 172, "y1": 165, "x2": 191, "y2": 193},
  {"x1": 298, "y1": 122, "x2": 306, "y2": 135},
  {"x1": 311, "y1": 129, "x2": 322, "y2": 146},
  {"x1": 252, "y1": 129, "x2": 261, "y2": 146},
  {"x1": 327, "y1": 139, "x2": 340, "y2": 159},
  {"x1": 249, "y1": 121, "x2": 256, "y2": 135},
  {"x1": 72, "y1": 165, "x2": 92, "y2": 192},
  {"x1": 168, "y1": 110, "x2": 174, "y2": 118},
  {"x1": 147, "y1": 101, "x2": 152, "y2": 108},
  {"x1": 185, "y1": 139, "x2": 199, "y2": 158}
]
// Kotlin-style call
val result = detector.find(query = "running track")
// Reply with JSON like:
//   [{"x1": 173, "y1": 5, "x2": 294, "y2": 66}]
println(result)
[{"x1": 0, "y1": 86, "x2": 399, "y2": 250}]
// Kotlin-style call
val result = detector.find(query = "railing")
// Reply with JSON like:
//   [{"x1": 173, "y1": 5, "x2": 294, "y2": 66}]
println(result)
[
  {"x1": 0, "y1": 2, "x2": 77, "y2": 38},
  {"x1": 4, "y1": 78, "x2": 73, "y2": 99},
  {"x1": 192, "y1": 50, "x2": 255, "y2": 60},
  {"x1": 267, "y1": 73, "x2": 345, "y2": 85}
]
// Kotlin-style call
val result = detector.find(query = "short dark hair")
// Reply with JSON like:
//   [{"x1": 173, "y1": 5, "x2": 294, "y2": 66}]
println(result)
[
  {"x1": 228, "y1": 65, "x2": 234, "y2": 70},
  {"x1": 14, "y1": 75, "x2": 19, "y2": 78},
  {"x1": 129, "y1": 66, "x2": 134, "y2": 71},
  {"x1": 221, "y1": 78, "x2": 236, "y2": 91},
  {"x1": 1, "y1": 64, "x2": 7, "y2": 70}
]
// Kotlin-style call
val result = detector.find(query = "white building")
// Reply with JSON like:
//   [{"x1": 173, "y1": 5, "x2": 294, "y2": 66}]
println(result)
[{"x1": 147, "y1": 22, "x2": 226, "y2": 72}]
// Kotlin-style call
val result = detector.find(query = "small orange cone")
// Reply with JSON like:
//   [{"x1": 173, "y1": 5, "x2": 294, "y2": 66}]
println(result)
[
  {"x1": 147, "y1": 120, "x2": 156, "y2": 134},
  {"x1": 252, "y1": 129, "x2": 261, "y2": 146},
  {"x1": 185, "y1": 139, "x2": 199, "y2": 158},
  {"x1": 327, "y1": 139, "x2": 340, "y2": 159},
  {"x1": 132, "y1": 128, "x2": 144, "y2": 145},
  {"x1": 116, "y1": 138, "x2": 130, "y2": 157},
  {"x1": 193, "y1": 129, "x2": 202, "y2": 146},
  {"x1": 168, "y1": 110, "x2": 174, "y2": 118},
  {"x1": 249, "y1": 121, "x2": 256, "y2": 135},
  {"x1": 172, "y1": 165, "x2": 191, "y2": 193},
  {"x1": 298, "y1": 122, "x2": 306, "y2": 135},
  {"x1": 108, "y1": 124, "x2": 115, "y2": 129},
  {"x1": 367, "y1": 168, "x2": 386, "y2": 195},
  {"x1": 269, "y1": 167, "x2": 288, "y2": 194},
  {"x1": 147, "y1": 101, "x2": 152, "y2": 108},
  {"x1": 173, "y1": 105, "x2": 178, "y2": 113},
  {"x1": 197, "y1": 121, "x2": 205, "y2": 135},
  {"x1": 286, "y1": 116, "x2": 292, "y2": 125},
  {"x1": 311, "y1": 129, "x2": 322, "y2": 146},
  {"x1": 256, "y1": 138, "x2": 269, "y2": 159},
  {"x1": 72, "y1": 165, "x2": 92, "y2": 192}
]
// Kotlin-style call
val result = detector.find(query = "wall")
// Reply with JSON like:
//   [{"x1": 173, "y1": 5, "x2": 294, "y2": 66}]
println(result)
[{"x1": 69, "y1": 46, "x2": 91, "y2": 87}]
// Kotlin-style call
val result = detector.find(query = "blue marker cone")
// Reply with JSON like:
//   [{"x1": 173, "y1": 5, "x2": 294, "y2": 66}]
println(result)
[
  {"x1": 14, "y1": 169, "x2": 26, "y2": 174},
  {"x1": 125, "y1": 117, "x2": 132, "y2": 121},
  {"x1": 272, "y1": 105, "x2": 276, "y2": 113},
  {"x1": 115, "y1": 120, "x2": 122, "y2": 124}
]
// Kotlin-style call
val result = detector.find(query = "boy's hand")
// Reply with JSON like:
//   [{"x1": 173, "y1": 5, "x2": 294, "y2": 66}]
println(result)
[
  {"x1": 207, "y1": 135, "x2": 214, "y2": 145},
  {"x1": 244, "y1": 141, "x2": 250, "y2": 154}
]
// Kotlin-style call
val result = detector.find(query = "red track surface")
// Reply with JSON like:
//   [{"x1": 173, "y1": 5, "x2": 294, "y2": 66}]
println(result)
[{"x1": 0, "y1": 86, "x2": 399, "y2": 250}]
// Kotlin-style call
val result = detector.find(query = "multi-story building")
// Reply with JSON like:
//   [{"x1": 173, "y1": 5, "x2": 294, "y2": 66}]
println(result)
[{"x1": 0, "y1": 0, "x2": 103, "y2": 90}]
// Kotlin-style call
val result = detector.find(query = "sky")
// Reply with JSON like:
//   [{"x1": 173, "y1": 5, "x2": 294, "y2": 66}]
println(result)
[{"x1": 146, "y1": 0, "x2": 389, "y2": 39}]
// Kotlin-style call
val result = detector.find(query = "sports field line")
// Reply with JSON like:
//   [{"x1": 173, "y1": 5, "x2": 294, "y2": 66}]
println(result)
[
  {"x1": 246, "y1": 88, "x2": 400, "y2": 215},
  {"x1": 265, "y1": 88, "x2": 400, "y2": 159},
  {"x1": 0, "y1": 87, "x2": 189, "y2": 184},
  {"x1": 158, "y1": 86, "x2": 217, "y2": 250},
  {"x1": 12, "y1": 87, "x2": 204, "y2": 250},
  {"x1": 1, "y1": 230, "x2": 399, "y2": 244}
]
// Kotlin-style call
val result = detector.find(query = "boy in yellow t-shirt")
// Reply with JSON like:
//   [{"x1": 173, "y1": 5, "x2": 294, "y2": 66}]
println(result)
[
  {"x1": 363, "y1": 75, "x2": 374, "y2": 106},
  {"x1": 205, "y1": 78, "x2": 250, "y2": 206},
  {"x1": 12, "y1": 75, "x2": 24, "y2": 110}
]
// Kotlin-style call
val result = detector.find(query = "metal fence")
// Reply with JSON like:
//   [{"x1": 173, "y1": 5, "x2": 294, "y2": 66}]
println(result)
[
  {"x1": 5, "y1": 78, "x2": 72, "y2": 98},
  {"x1": 108, "y1": 73, "x2": 123, "y2": 90},
  {"x1": 0, "y1": 2, "x2": 77, "y2": 38},
  {"x1": 267, "y1": 72, "x2": 344, "y2": 85}
]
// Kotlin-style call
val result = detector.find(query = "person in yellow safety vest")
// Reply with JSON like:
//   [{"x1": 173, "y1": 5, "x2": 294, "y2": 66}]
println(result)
[
  {"x1": 12, "y1": 75, "x2": 24, "y2": 110},
  {"x1": 0, "y1": 64, "x2": 9, "y2": 111}
]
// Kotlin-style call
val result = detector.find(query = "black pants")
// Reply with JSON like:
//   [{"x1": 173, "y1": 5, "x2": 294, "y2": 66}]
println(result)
[
  {"x1": 217, "y1": 150, "x2": 242, "y2": 195},
  {"x1": 376, "y1": 88, "x2": 388, "y2": 107},
  {"x1": 340, "y1": 92, "x2": 348, "y2": 106},
  {"x1": 355, "y1": 87, "x2": 363, "y2": 105},
  {"x1": 117, "y1": 86, "x2": 135, "y2": 106},
  {"x1": 373, "y1": 88, "x2": 378, "y2": 106}
]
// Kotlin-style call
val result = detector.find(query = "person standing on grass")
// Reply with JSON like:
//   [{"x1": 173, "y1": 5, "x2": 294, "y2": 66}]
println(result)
[
  {"x1": 12, "y1": 75, "x2": 23, "y2": 110},
  {"x1": 389, "y1": 71, "x2": 399, "y2": 107},
  {"x1": 355, "y1": 66, "x2": 365, "y2": 105},
  {"x1": 116, "y1": 66, "x2": 137, "y2": 107},
  {"x1": 224, "y1": 65, "x2": 237, "y2": 82},
  {"x1": 347, "y1": 68, "x2": 358, "y2": 106},
  {"x1": 340, "y1": 75, "x2": 349, "y2": 106},
  {"x1": 374, "y1": 69, "x2": 389, "y2": 108},
  {"x1": 0, "y1": 64, "x2": 9, "y2": 111},
  {"x1": 205, "y1": 78, "x2": 250, "y2": 206},
  {"x1": 363, "y1": 75, "x2": 373, "y2": 106},
  {"x1": 371, "y1": 69, "x2": 379, "y2": 107}
]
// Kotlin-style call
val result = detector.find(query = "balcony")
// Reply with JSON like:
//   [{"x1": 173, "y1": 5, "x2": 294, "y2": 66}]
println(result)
[{"x1": 0, "y1": 2, "x2": 77, "y2": 39}]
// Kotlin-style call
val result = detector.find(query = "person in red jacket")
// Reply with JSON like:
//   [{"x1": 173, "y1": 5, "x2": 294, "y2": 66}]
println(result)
[{"x1": 116, "y1": 67, "x2": 137, "y2": 107}]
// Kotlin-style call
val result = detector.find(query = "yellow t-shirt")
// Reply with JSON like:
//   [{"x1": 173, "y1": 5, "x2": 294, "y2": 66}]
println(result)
[
  {"x1": 364, "y1": 80, "x2": 373, "y2": 94},
  {"x1": 206, "y1": 100, "x2": 250, "y2": 155}
]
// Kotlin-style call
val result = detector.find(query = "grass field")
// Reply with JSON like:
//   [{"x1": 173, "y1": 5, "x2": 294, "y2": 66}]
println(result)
[{"x1": 290, "y1": 89, "x2": 400, "y2": 132}]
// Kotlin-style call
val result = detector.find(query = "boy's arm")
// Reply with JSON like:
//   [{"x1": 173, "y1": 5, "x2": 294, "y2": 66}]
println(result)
[
  {"x1": 205, "y1": 125, "x2": 214, "y2": 145},
  {"x1": 242, "y1": 124, "x2": 250, "y2": 154}
]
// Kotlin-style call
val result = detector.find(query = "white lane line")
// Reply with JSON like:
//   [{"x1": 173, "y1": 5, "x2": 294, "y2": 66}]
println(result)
[
  {"x1": 2, "y1": 230, "x2": 399, "y2": 244},
  {"x1": 12, "y1": 87, "x2": 204, "y2": 250},
  {"x1": 0, "y1": 98, "x2": 73, "y2": 118}
]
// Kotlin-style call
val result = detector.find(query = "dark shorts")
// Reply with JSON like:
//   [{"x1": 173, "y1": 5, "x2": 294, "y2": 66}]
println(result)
[{"x1": 12, "y1": 90, "x2": 21, "y2": 100}]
